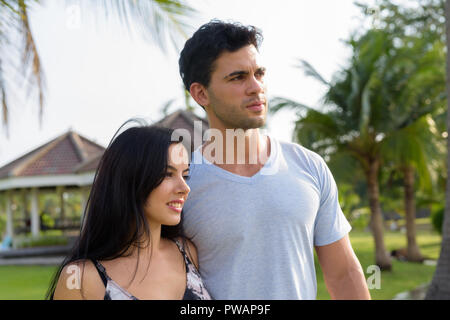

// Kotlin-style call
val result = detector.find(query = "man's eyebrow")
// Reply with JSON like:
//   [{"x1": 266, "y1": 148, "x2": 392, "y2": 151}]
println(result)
[
  {"x1": 223, "y1": 67, "x2": 266, "y2": 79},
  {"x1": 224, "y1": 70, "x2": 248, "y2": 79}
]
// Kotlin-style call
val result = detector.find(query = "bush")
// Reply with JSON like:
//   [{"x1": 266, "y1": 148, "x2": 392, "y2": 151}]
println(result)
[
  {"x1": 13, "y1": 231, "x2": 68, "y2": 249},
  {"x1": 0, "y1": 214, "x2": 6, "y2": 236},
  {"x1": 350, "y1": 208, "x2": 371, "y2": 230},
  {"x1": 431, "y1": 207, "x2": 444, "y2": 235}
]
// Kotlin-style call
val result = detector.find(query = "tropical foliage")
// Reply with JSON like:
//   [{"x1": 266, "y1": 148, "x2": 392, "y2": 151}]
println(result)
[
  {"x1": 270, "y1": 13, "x2": 446, "y2": 269},
  {"x1": 0, "y1": 0, "x2": 196, "y2": 133}
]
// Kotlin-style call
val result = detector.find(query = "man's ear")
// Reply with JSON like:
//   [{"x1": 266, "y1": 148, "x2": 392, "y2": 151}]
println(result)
[{"x1": 189, "y1": 82, "x2": 209, "y2": 108}]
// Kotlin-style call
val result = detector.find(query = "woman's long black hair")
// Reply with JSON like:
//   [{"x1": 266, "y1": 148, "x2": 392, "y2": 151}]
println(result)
[{"x1": 46, "y1": 121, "x2": 187, "y2": 299}]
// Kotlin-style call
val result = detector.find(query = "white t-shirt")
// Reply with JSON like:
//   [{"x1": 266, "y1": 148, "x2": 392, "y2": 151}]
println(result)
[{"x1": 182, "y1": 136, "x2": 352, "y2": 299}]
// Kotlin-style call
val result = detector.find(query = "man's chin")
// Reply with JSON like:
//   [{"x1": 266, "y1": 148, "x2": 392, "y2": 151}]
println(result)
[{"x1": 240, "y1": 117, "x2": 266, "y2": 130}]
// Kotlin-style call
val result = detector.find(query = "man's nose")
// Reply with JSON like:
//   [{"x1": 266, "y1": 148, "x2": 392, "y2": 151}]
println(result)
[{"x1": 246, "y1": 75, "x2": 265, "y2": 96}]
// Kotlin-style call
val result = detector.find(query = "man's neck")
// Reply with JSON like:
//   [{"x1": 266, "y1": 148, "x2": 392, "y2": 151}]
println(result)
[{"x1": 201, "y1": 128, "x2": 271, "y2": 177}]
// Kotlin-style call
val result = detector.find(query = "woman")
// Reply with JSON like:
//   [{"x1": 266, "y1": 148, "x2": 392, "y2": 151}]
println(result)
[{"x1": 47, "y1": 123, "x2": 212, "y2": 300}]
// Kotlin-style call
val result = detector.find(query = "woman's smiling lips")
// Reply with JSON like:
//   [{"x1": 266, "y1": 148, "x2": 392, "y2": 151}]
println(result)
[{"x1": 167, "y1": 199, "x2": 184, "y2": 213}]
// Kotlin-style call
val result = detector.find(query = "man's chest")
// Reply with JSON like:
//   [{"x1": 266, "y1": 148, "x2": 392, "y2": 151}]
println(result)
[{"x1": 184, "y1": 172, "x2": 321, "y2": 244}]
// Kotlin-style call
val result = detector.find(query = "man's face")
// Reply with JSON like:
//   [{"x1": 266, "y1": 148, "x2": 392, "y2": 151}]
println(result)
[{"x1": 204, "y1": 45, "x2": 267, "y2": 130}]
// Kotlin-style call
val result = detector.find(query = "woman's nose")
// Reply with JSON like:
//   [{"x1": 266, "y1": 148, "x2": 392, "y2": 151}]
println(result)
[{"x1": 178, "y1": 177, "x2": 190, "y2": 195}]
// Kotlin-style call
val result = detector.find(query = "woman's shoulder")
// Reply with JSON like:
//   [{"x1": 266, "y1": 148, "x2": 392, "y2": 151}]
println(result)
[
  {"x1": 173, "y1": 237, "x2": 199, "y2": 270},
  {"x1": 53, "y1": 259, "x2": 106, "y2": 300}
]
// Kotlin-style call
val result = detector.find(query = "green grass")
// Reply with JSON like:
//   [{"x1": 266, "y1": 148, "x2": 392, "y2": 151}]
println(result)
[
  {"x1": 316, "y1": 229, "x2": 441, "y2": 300},
  {"x1": 0, "y1": 228, "x2": 442, "y2": 300},
  {"x1": 0, "y1": 265, "x2": 58, "y2": 300}
]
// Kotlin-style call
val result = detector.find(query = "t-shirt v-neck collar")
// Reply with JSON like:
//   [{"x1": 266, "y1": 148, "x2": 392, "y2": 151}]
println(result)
[{"x1": 192, "y1": 135, "x2": 279, "y2": 184}]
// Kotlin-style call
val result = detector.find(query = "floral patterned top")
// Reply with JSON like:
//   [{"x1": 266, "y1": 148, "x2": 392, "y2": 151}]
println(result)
[{"x1": 91, "y1": 239, "x2": 212, "y2": 300}]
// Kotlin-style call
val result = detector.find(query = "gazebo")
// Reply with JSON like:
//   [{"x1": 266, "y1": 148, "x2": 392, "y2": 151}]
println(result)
[
  {"x1": 0, "y1": 109, "x2": 208, "y2": 243},
  {"x1": 0, "y1": 130, "x2": 105, "y2": 239}
]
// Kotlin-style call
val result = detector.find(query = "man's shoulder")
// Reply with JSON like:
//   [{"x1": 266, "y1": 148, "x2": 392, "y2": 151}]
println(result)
[{"x1": 277, "y1": 138, "x2": 323, "y2": 164}]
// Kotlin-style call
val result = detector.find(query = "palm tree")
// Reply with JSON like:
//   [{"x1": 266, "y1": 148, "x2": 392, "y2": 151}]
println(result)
[
  {"x1": 271, "y1": 30, "x2": 394, "y2": 270},
  {"x1": 271, "y1": 29, "x2": 445, "y2": 270},
  {"x1": 425, "y1": 0, "x2": 450, "y2": 300},
  {"x1": 377, "y1": 34, "x2": 446, "y2": 262},
  {"x1": 381, "y1": 116, "x2": 444, "y2": 262},
  {"x1": 0, "y1": 0, "x2": 196, "y2": 133},
  {"x1": 0, "y1": 0, "x2": 44, "y2": 134}
]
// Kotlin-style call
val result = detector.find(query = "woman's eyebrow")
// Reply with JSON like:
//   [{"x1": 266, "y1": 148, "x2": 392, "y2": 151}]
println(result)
[{"x1": 167, "y1": 165, "x2": 190, "y2": 172}]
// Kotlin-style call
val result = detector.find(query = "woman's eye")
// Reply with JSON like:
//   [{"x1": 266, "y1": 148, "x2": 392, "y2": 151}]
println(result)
[
  {"x1": 183, "y1": 175, "x2": 190, "y2": 181},
  {"x1": 165, "y1": 172, "x2": 173, "y2": 177}
]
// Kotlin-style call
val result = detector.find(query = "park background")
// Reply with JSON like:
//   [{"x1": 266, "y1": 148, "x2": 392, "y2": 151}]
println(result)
[{"x1": 0, "y1": 0, "x2": 448, "y2": 300}]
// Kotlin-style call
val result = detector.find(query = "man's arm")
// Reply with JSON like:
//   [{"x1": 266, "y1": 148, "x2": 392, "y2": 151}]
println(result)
[{"x1": 315, "y1": 234, "x2": 371, "y2": 300}]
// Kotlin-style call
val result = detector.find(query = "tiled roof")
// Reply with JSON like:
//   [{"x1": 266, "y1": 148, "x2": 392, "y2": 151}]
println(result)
[
  {"x1": 155, "y1": 109, "x2": 209, "y2": 139},
  {"x1": 0, "y1": 110, "x2": 208, "y2": 180},
  {"x1": 0, "y1": 131, "x2": 105, "y2": 179}
]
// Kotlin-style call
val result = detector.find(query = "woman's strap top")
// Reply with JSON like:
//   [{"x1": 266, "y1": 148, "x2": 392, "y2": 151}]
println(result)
[{"x1": 91, "y1": 239, "x2": 212, "y2": 300}]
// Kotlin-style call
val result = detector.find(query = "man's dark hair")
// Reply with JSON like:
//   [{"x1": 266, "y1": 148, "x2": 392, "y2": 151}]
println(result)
[{"x1": 179, "y1": 19, "x2": 263, "y2": 92}]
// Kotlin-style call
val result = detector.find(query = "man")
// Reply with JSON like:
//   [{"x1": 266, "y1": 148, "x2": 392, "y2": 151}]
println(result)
[{"x1": 178, "y1": 20, "x2": 370, "y2": 300}]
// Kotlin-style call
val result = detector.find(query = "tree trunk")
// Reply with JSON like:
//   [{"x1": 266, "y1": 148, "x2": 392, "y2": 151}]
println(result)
[
  {"x1": 366, "y1": 158, "x2": 392, "y2": 271},
  {"x1": 403, "y1": 165, "x2": 424, "y2": 262},
  {"x1": 425, "y1": 0, "x2": 450, "y2": 300}
]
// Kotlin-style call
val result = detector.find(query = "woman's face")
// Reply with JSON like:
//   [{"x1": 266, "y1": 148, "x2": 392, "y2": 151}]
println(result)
[{"x1": 144, "y1": 143, "x2": 190, "y2": 227}]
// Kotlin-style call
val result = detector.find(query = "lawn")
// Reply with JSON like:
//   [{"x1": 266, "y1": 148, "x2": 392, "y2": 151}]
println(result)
[
  {"x1": 0, "y1": 265, "x2": 58, "y2": 300},
  {"x1": 0, "y1": 228, "x2": 442, "y2": 300},
  {"x1": 316, "y1": 229, "x2": 441, "y2": 300}
]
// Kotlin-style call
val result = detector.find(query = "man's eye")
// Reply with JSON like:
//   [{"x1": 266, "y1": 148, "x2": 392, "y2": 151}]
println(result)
[{"x1": 231, "y1": 75, "x2": 243, "y2": 81}]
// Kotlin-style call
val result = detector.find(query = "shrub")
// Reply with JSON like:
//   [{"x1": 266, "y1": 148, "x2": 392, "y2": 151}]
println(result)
[
  {"x1": 431, "y1": 207, "x2": 444, "y2": 235},
  {"x1": 0, "y1": 214, "x2": 6, "y2": 236},
  {"x1": 350, "y1": 208, "x2": 371, "y2": 230},
  {"x1": 13, "y1": 231, "x2": 68, "y2": 249}
]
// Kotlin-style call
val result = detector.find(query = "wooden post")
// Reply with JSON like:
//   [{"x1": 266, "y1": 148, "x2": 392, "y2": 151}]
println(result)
[
  {"x1": 30, "y1": 187, "x2": 40, "y2": 237},
  {"x1": 21, "y1": 189, "x2": 28, "y2": 233},
  {"x1": 80, "y1": 187, "x2": 87, "y2": 218},
  {"x1": 56, "y1": 186, "x2": 65, "y2": 228},
  {"x1": 5, "y1": 190, "x2": 14, "y2": 238}
]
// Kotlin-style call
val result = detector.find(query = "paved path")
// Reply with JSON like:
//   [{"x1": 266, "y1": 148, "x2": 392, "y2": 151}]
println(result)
[
  {"x1": 0, "y1": 256, "x2": 65, "y2": 266},
  {"x1": 393, "y1": 283, "x2": 430, "y2": 300}
]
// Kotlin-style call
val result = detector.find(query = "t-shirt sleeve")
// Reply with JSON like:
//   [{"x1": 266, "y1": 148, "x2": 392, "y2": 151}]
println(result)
[{"x1": 312, "y1": 154, "x2": 352, "y2": 246}]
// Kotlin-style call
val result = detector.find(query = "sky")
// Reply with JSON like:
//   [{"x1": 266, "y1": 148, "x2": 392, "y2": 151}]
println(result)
[{"x1": 0, "y1": 0, "x2": 377, "y2": 167}]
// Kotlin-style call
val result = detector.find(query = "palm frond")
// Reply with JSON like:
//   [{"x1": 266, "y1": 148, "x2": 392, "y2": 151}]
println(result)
[
  {"x1": 18, "y1": 0, "x2": 45, "y2": 121},
  {"x1": 0, "y1": 60, "x2": 8, "y2": 135},
  {"x1": 293, "y1": 108, "x2": 340, "y2": 151},
  {"x1": 297, "y1": 59, "x2": 329, "y2": 86},
  {"x1": 268, "y1": 96, "x2": 312, "y2": 115},
  {"x1": 380, "y1": 115, "x2": 442, "y2": 192},
  {"x1": 0, "y1": 0, "x2": 45, "y2": 132},
  {"x1": 78, "y1": 0, "x2": 197, "y2": 52}
]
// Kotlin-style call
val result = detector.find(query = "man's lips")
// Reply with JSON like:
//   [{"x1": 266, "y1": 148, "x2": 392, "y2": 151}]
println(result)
[{"x1": 246, "y1": 101, "x2": 265, "y2": 111}]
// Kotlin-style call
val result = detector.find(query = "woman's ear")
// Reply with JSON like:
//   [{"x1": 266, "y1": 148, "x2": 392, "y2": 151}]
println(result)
[{"x1": 189, "y1": 83, "x2": 209, "y2": 109}]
